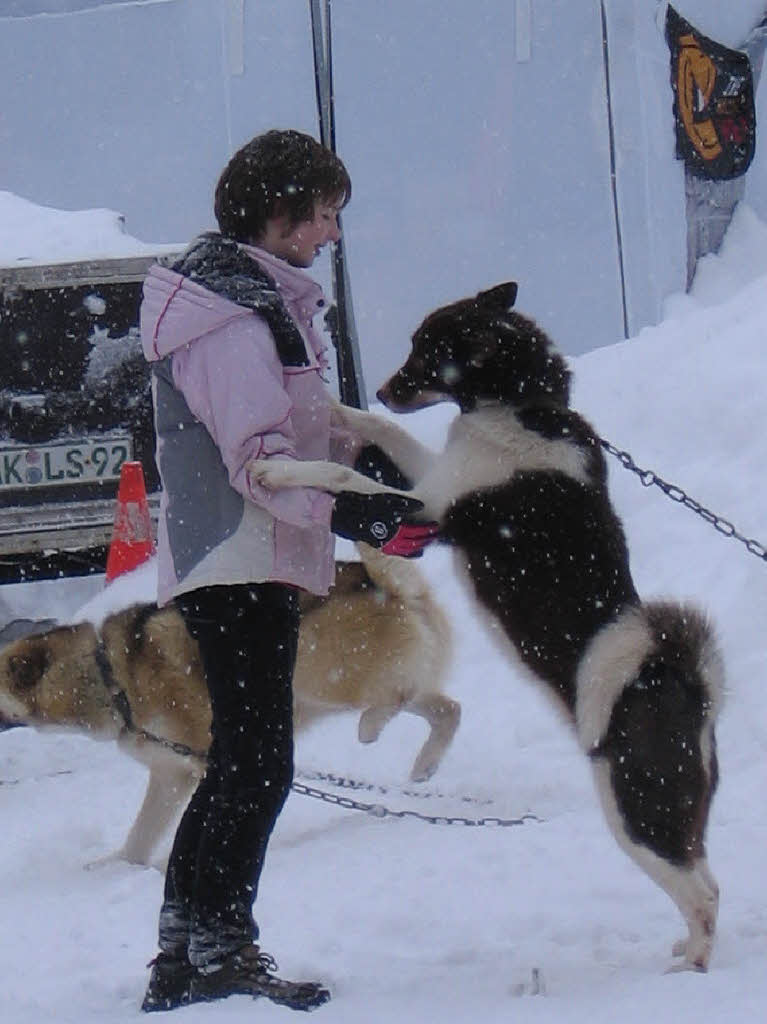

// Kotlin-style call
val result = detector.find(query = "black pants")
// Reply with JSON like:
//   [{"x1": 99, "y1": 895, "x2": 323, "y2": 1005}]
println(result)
[{"x1": 157, "y1": 582, "x2": 300, "y2": 967}]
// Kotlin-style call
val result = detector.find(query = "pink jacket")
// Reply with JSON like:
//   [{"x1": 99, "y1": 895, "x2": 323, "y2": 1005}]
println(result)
[{"x1": 141, "y1": 243, "x2": 357, "y2": 605}]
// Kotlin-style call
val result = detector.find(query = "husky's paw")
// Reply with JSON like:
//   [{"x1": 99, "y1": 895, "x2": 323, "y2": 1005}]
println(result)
[
  {"x1": 84, "y1": 851, "x2": 119, "y2": 872},
  {"x1": 247, "y1": 460, "x2": 295, "y2": 491},
  {"x1": 409, "y1": 749, "x2": 439, "y2": 783},
  {"x1": 664, "y1": 959, "x2": 707, "y2": 975},
  {"x1": 665, "y1": 938, "x2": 709, "y2": 973},
  {"x1": 85, "y1": 848, "x2": 164, "y2": 872},
  {"x1": 85, "y1": 850, "x2": 138, "y2": 872},
  {"x1": 358, "y1": 706, "x2": 396, "y2": 743}
]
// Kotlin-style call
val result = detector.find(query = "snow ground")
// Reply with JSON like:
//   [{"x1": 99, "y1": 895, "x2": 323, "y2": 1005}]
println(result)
[{"x1": 1, "y1": 202, "x2": 766, "y2": 1022}]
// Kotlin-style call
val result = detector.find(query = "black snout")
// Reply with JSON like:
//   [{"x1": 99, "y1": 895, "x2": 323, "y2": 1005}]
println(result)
[{"x1": 376, "y1": 372, "x2": 424, "y2": 412}]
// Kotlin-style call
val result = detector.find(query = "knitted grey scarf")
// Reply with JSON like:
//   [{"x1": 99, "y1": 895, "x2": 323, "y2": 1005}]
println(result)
[{"x1": 169, "y1": 232, "x2": 309, "y2": 367}]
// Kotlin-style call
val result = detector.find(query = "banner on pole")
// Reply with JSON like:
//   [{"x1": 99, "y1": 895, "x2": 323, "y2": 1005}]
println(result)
[{"x1": 666, "y1": 5, "x2": 756, "y2": 181}]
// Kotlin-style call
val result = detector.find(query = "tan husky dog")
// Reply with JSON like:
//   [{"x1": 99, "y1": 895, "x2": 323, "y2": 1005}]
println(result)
[{"x1": 0, "y1": 544, "x2": 458, "y2": 866}]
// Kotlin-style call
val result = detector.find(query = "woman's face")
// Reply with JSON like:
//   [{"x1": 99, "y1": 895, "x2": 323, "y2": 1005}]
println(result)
[{"x1": 259, "y1": 200, "x2": 342, "y2": 268}]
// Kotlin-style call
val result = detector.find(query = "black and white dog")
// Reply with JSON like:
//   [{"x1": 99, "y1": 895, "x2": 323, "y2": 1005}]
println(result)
[{"x1": 250, "y1": 282, "x2": 724, "y2": 972}]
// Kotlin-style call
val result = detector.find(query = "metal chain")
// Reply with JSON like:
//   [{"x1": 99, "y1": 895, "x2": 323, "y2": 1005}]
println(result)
[
  {"x1": 600, "y1": 439, "x2": 767, "y2": 563},
  {"x1": 295, "y1": 767, "x2": 493, "y2": 807},
  {"x1": 291, "y1": 778, "x2": 539, "y2": 828},
  {"x1": 0, "y1": 769, "x2": 73, "y2": 786}
]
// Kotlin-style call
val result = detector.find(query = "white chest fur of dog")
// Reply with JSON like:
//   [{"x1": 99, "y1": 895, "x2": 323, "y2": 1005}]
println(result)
[{"x1": 414, "y1": 406, "x2": 592, "y2": 518}]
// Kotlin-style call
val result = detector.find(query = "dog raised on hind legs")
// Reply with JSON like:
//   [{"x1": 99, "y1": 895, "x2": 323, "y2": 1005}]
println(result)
[{"x1": 249, "y1": 281, "x2": 724, "y2": 974}]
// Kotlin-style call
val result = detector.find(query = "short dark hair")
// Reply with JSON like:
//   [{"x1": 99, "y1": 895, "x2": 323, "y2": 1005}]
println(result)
[{"x1": 214, "y1": 129, "x2": 351, "y2": 242}]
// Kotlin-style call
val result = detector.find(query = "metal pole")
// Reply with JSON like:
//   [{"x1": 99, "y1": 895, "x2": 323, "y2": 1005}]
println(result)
[
  {"x1": 310, "y1": 0, "x2": 368, "y2": 409},
  {"x1": 600, "y1": 0, "x2": 630, "y2": 339}
]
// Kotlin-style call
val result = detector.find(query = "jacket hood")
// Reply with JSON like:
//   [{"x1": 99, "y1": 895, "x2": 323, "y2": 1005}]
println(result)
[
  {"x1": 140, "y1": 241, "x2": 327, "y2": 363},
  {"x1": 140, "y1": 263, "x2": 251, "y2": 362}
]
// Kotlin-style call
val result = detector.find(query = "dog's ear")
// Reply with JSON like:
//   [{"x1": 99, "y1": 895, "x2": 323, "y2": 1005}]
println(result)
[
  {"x1": 9, "y1": 645, "x2": 48, "y2": 691},
  {"x1": 476, "y1": 282, "x2": 518, "y2": 312}
]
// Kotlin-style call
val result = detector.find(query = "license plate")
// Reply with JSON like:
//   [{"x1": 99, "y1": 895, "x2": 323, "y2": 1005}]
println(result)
[{"x1": 0, "y1": 436, "x2": 133, "y2": 490}]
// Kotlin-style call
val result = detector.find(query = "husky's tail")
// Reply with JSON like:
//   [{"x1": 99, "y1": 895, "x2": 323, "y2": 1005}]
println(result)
[
  {"x1": 355, "y1": 541, "x2": 435, "y2": 603},
  {"x1": 355, "y1": 542, "x2": 458, "y2": 782},
  {"x1": 356, "y1": 540, "x2": 454, "y2": 684},
  {"x1": 575, "y1": 601, "x2": 725, "y2": 755}
]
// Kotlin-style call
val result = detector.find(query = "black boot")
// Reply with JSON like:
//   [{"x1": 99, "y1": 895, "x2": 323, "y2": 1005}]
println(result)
[
  {"x1": 141, "y1": 953, "x2": 197, "y2": 1013},
  {"x1": 190, "y1": 945, "x2": 331, "y2": 1011}
]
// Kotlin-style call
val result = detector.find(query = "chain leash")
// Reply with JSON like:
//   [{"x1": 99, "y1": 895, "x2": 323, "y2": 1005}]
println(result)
[
  {"x1": 291, "y1": 778, "x2": 540, "y2": 828},
  {"x1": 295, "y1": 767, "x2": 493, "y2": 806},
  {"x1": 0, "y1": 768, "x2": 74, "y2": 786},
  {"x1": 600, "y1": 439, "x2": 767, "y2": 563}
]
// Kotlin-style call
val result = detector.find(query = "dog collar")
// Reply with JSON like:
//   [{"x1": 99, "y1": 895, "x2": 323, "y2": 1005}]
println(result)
[{"x1": 94, "y1": 637, "x2": 204, "y2": 760}]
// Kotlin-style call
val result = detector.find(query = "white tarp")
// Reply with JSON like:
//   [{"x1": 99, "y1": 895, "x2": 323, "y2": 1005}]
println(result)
[{"x1": 1, "y1": 1, "x2": 764, "y2": 392}]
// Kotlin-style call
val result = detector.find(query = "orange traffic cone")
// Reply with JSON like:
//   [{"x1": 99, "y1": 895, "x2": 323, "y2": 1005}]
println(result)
[{"x1": 105, "y1": 461, "x2": 155, "y2": 583}]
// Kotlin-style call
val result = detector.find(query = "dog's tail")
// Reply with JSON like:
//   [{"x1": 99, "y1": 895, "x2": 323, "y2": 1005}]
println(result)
[
  {"x1": 643, "y1": 600, "x2": 725, "y2": 710},
  {"x1": 356, "y1": 540, "x2": 453, "y2": 673},
  {"x1": 355, "y1": 541, "x2": 435, "y2": 604},
  {"x1": 575, "y1": 600, "x2": 725, "y2": 757}
]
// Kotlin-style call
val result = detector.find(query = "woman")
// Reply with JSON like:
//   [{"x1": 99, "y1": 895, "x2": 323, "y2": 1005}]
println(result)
[{"x1": 139, "y1": 129, "x2": 421, "y2": 1012}]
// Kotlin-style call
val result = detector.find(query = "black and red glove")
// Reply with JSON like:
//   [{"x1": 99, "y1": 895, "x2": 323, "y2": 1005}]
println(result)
[
  {"x1": 382, "y1": 521, "x2": 441, "y2": 558},
  {"x1": 350, "y1": 445, "x2": 439, "y2": 556},
  {"x1": 330, "y1": 491, "x2": 424, "y2": 548}
]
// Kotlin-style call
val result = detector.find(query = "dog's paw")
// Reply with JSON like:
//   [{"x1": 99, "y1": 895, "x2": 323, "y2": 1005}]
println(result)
[
  {"x1": 358, "y1": 706, "x2": 396, "y2": 743},
  {"x1": 247, "y1": 460, "x2": 293, "y2": 491},
  {"x1": 409, "y1": 751, "x2": 439, "y2": 783},
  {"x1": 84, "y1": 850, "x2": 146, "y2": 872},
  {"x1": 664, "y1": 959, "x2": 708, "y2": 975},
  {"x1": 84, "y1": 852, "x2": 120, "y2": 872},
  {"x1": 665, "y1": 937, "x2": 710, "y2": 973},
  {"x1": 407, "y1": 741, "x2": 442, "y2": 778}
]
